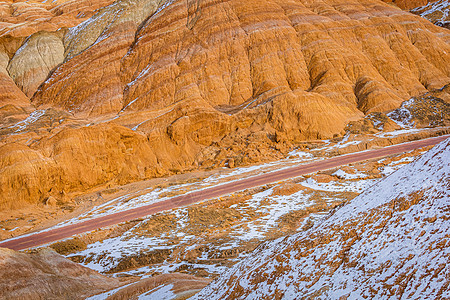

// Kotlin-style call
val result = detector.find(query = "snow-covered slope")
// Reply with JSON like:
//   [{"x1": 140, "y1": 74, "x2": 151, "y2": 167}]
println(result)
[{"x1": 193, "y1": 138, "x2": 450, "y2": 299}]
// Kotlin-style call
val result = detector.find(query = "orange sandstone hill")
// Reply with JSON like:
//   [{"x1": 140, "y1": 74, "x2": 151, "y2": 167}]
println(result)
[{"x1": 0, "y1": 0, "x2": 449, "y2": 209}]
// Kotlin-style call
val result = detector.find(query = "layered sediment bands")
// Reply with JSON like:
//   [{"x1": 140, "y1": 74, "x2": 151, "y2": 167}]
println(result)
[
  {"x1": 1, "y1": 0, "x2": 450, "y2": 208},
  {"x1": 382, "y1": 0, "x2": 449, "y2": 30},
  {"x1": 0, "y1": 74, "x2": 29, "y2": 107},
  {"x1": 412, "y1": 0, "x2": 450, "y2": 29},
  {"x1": 34, "y1": 0, "x2": 450, "y2": 128},
  {"x1": 63, "y1": 0, "x2": 164, "y2": 61},
  {"x1": 0, "y1": 45, "x2": 29, "y2": 107},
  {"x1": 0, "y1": 143, "x2": 62, "y2": 210},
  {"x1": 0, "y1": 0, "x2": 116, "y2": 38},
  {"x1": 33, "y1": 0, "x2": 164, "y2": 116},
  {"x1": 0, "y1": 0, "x2": 116, "y2": 102},
  {"x1": 381, "y1": 0, "x2": 435, "y2": 10},
  {"x1": 0, "y1": 124, "x2": 162, "y2": 209},
  {"x1": 7, "y1": 31, "x2": 65, "y2": 97}
]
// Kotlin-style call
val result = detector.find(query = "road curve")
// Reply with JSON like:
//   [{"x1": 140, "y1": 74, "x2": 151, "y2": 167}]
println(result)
[{"x1": 1, "y1": 135, "x2": 448, "y2": 251}]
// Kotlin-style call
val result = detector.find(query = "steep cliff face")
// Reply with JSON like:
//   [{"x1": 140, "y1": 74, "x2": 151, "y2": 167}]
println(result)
[
  {"x1": 0, "y1": 0, "x2": 449, "y2": 209},
  {"x1": 194, "y1": 138, "x2": 450, "y2": 299}
]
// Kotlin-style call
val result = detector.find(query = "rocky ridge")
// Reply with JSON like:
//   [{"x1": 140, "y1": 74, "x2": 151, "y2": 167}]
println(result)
[
  {"x1": 0, "y1": 0, "x2": 449, "y2": 209},
  {"x1": 193, "y1": 138, "x2": 450, "y2": 299}
]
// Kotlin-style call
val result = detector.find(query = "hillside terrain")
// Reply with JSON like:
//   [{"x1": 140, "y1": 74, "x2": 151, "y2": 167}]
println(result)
[
  {"x1": 0, "y1": 134, "x2": 431, "y2": 298},
  {"x1": 0, "y1": 247, "x2": 121, "y2": 299},
  {"x1": 194, "y1": 137, "x2": 450, "y2": 299},
  {"x1": 0, "y1": 0, "x2": 449, "y2": 211},
  {"x1": 7, "y1": 132, "x2": 438, "y2": 299},
  {"x1": 0, "y1": 1, "x2": 449, "y2": 298}
]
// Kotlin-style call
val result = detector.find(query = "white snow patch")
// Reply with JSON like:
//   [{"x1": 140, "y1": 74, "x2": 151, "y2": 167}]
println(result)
[
  {"x1": 332, "y1": 169, "x2": 367, "y2": 180},
  {"x1": 412, "y1": 0, "x2": 450, "y2": 26},
  {"x1": 300, "y1": 177, "x2": 376, "y2": 193},
  {"x1": 288, "y1": 149, "x2": 314, "y2": 159},
  {"x1": 8, "y1": 110, "x2": 46, "y2": 132},
  {"x1": 138, "y1": 284, "x2": 175, "y2": 300},
  {"x1": 375, "y1": 128, "x2": 421, "y2": 138},
  {"x1": 85, "y1": 281, "x2": 136, "y2": 300}
]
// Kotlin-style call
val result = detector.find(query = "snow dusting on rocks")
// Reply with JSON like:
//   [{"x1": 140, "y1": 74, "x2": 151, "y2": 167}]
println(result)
[{"x1": 194, "y1": 138, "x2": 450, "y2": 299}]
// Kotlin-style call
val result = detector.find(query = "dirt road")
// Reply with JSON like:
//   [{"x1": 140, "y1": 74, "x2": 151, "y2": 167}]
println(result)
[{"x1": 1, "y1": 135, "x2": 448, "y2": 251}]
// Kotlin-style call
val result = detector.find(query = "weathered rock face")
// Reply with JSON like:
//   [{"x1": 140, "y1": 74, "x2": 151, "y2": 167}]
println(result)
[
  {"x1": 0, "y1": 40, "x2": 30, "y2": 107},
  {"x1": 345, "y1": 84, "x2": 450, "y2": 135},
  {"x1": 33, "y1": 0, "x2": 164, "y2": 116},
  {"x1": 8, "y1": 31, "x2": 65, "y2": 97},
  {"x1": 0, "y1": 123, "x2": 164, "y2": 209},
  {"x1": 0, "y1": 73, "x2": 29, "y2": 107},
  {"x1": 0, "y1": 0, "x2": 116, "y2": 39},
  {"x1": 0, "y1": 0, "x2": 449, "y2": 209},
  {"x1": 381, "y1": 0, "x2": 449, "y2": 29},
  {"x1": 0, "y1": 247, "x2": 120, "y2": 299},
  {"x1": 194, "y1": 138, "x2": 450, "y2": 299},
  {"x1": 34, "y1": 0, "x2": 450, "y2": 124},
  {"x1": 0, "y1": 0, "x2": 117, "y2": 103}
]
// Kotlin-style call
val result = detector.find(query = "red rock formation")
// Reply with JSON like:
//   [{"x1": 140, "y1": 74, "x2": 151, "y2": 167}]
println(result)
[
  {"x1": 0, "y1": 0, "x2": 449, "y2": 208},
  {"x1": 0, "y1": 0, "x2": 116, "y2": 39},
  {"x1": 0, "y1": 73, "x2": 29, "y2": 107},
  {"x1": 0, "y1": 0, "x2": 117, "y2": 98},
  {"x1": 0, "y1": 123, "x2": 163, "y2": 209},
  {"x1": 35, "y1": 0, "x2": 450, "y2": 124}
]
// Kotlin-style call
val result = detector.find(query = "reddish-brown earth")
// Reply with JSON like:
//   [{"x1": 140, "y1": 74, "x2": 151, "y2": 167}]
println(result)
[{"x1": 0, "y1": 1, "x2": 448, "y2": 298}]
